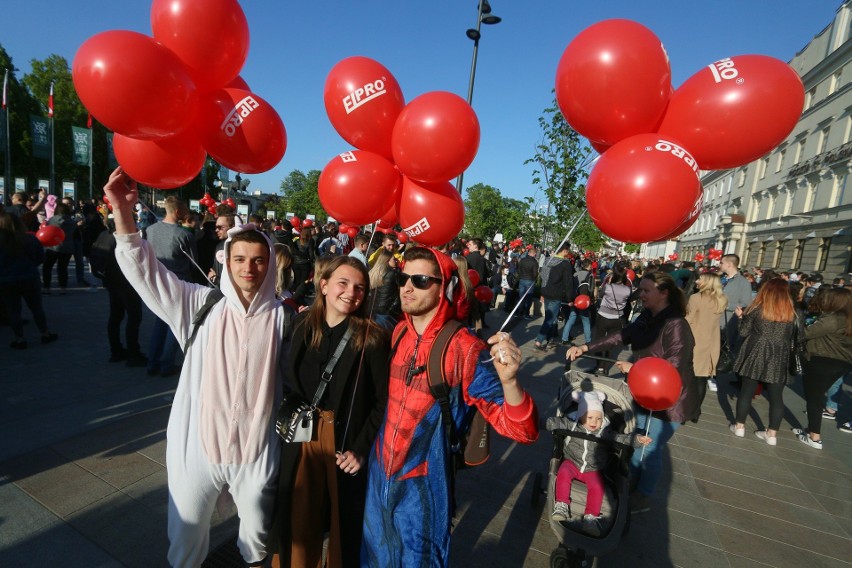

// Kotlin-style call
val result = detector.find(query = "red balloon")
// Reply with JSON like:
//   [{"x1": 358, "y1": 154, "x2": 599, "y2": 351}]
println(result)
[
  {"x1": 151, "y1": 0, "x2": 249, "y2": 92},
  {"x1": 396, "y1": 231, "x2": 409, "y2": 244},
  {"x1": 660, "y1": 197, "x2": 702, "y2": 241},
  {"x1": 196, "y1": 88, "x2": 287, "y2": 173},
  {"x1": 207, "y1": 204, "x2": 218, "y2": 215},
  {"x1": 658, "y1": 55, "x2": 805, "y2": 170},
  {"x1": 346, "y1": 227, "x2": 359, "y2": 238},
  {"x1": 555, "y1": 19, "x2": 671, "y2": 146},
  {"x1": 302, "y1": 219, "x2": 314, "y2": 228},
  {"x1": 72, "y1": 30, "x2": 198, "y2": 139},
  {"x1": 338, "y1": 223, "x2": 350, "y2": 233},
  {"x1": 626, "y1": 269, "x2": 636, "y2": 281},
  {"x1": 462, "y1": 249, "x2": 470, "y2": 256},
  {"x1": 36, "y1": 225, "x2": 65, "y2": 247},
  {"x1": 474, "y1": 286, "x2": 494, "y2": 304},
  {"x1": 318, "y1": 150, "x2": 402, "y2": 225},
  {"x1": 398, "y1": 177, "x2": 465, "y2": 246},
  {"x1": 201, "y1": 193, "x2": 213, "y2": 206},
  {"x1": 467, "y1": 269, "x2": 480, "y2": 288},
  {"x1": 377, "y1": 200, "x2": 400, "y2": 229},
  {"x1": 290, "y1": 216, "x2": 301, "y2": 229},
  {"x1": 694, "y1": 253, "x2": 705, "y2": 262},
  {"x1": 574, "y1": 294, "x2": 590, "y2": 310},
  {"x1": 391, "y1": 91, "x2": 480, "y2": 183},
  {"x1": 590, "y1": 140, "x2": 611, "y2": 155},
  {"x1": 224, "y1": 198, "x2": 237, "y2": 210},
  {"x1": 586, "y1": 134, "x2": 703, "y2": 243},
  {"x1": 628, "y1": 357, "x2": 682, "y2": 411},
  {"x1": 324, "y1": 57, "x2": 405, "y2": 160},
  {"x1": 225, "y1": 75, "x2": 251, "y2": 91},
  {"x1": 113, "y1": 131, "x2": 205, "y2": 189}
]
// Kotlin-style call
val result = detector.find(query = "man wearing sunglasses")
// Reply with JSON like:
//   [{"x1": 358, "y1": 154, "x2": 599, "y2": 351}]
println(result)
[
  {"x1": 208, "y1": 214, "x2": 236, "y2": 286},
  {"x1": 362, "y1": 246, "x2": 539, "y2": 567}
]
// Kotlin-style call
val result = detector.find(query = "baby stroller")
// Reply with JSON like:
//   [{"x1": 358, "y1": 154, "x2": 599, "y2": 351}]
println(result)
[{"x1": 531, "y1": 358, "x2": 636, "y2": 567}]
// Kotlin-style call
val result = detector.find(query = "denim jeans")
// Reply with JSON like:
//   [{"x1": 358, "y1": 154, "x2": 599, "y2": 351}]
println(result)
[
  {"x1": 148, "y1": 316, "x2": 179, "y2": 374},
  {"x1": 518, "y1": 279, "x2": 535, "y2": 316},
  {"x1": 562, "y1": 308, "x2": 592, "y2": 343},
  {"x1": 825, "y1": 374, "x2": 847, "y2": 412},
  {"x1": 630, "y1": 411, "x2": 681, "y2": 497},
  {"x1": 535, "y1": 299, "x2": 563, "y2": 344}
]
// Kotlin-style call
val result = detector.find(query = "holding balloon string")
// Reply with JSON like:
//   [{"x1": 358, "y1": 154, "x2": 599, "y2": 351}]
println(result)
[{"x1": 565, "y1": 271, "x2": 698, "y2": 513}]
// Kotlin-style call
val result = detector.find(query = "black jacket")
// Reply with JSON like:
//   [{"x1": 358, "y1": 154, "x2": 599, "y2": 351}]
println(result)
[
  {"x1": 371, "y1": 268, "x2": 401, "y2": 317},
  {"x1": 540, "y1": 256, "x2": 574, "y2": 302},
  {"x1": 466, "y1": 251, "x2": 489, "y2": 285},
  {"x1": 517, "y1": 255, "x2": 539, "y2": 281}
]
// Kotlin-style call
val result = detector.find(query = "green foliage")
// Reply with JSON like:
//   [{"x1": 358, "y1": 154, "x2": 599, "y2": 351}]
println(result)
[
  {"x1": 623, "y1": 243, "x2": 641, "y2": 254},
  {"x1": 526, "y1": 94, "x2": 605, "y2": 251},
  {"x1": 463, "y1": 183, "x2": 535, "y2": 243},
  {"x1": 274, "y1": 169, "x2": 327, "y2": 220}
]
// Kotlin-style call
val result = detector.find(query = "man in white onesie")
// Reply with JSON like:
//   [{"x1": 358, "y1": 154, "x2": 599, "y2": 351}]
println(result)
[{"x1": 104, "y1": 167, "x2": 286, "y2": 568}]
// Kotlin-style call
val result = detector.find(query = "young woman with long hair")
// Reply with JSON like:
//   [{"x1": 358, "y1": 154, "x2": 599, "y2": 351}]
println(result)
[
  {"x1": 685, "y1": 273, "x2": 728, "y2": 411},
  {"x1": 289, "y1": 226, "x2": 315, "y2": 294},
  {"x1": 730, "y1": 278, "x2": 803, "y2": 445},
  {"x1": 270, "y1": 256, "x2": 389, "y2": 568},
  {"x1": 452, "y1": 255, "x2": 474, "y2": 325},
  {"x1": 367, "y1": 248, "x2": 401, "y2": 330},
  {"x1": 273, "y1": 243, "x2": 293, "y2": 298},
  {"x1": 795, "y1": 287, "x2": 852, "y2": 449}
]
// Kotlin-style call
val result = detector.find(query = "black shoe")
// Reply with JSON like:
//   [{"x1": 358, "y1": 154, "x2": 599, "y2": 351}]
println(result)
[
  {"x1": 108, "y1": 350, "x2": 128, "y2": 363},
  {"x1": 41, "y1": 333, "x2": 58, "y2": 344},
  {"x1": 125, "y1": 352, "x2": 149, "y2": 368},
  {"x1": 10, "y1": 339, "x2": 27, "y2": 349}
]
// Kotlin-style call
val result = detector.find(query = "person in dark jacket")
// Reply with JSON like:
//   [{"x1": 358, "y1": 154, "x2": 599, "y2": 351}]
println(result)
[
  {"x1": 730, "y1": 278, "x2": 804, "y2": 446},
  {"x1": 89, "y1": 222, "x2": 147, "y2": 366},
  {"x1": 269, "y1": 256, "x2": 389, "y2": 568},
  {"x1": 535, "y1": 243, "x2": 574, "y2": 350},
  {"x1": 566, "y1": 272, "x2": 698, "y2": 514},
  {"x1": 0, "y1": 212, "x2": 58, "y2": 348},
  {"x1": 42, "y1": 203, "x2": 78, "y2": 295},
  {"x1": 516, "y1": 247, "x2": 539, "y2": 319},
  {"x1": 367, "y1": 248, "x2": 401, "y2": 330}
]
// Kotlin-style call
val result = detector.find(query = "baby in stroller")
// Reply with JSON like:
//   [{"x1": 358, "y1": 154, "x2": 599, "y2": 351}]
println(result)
[{"x1": 547, "y1": 390, "x2": 631, "y2": 536}]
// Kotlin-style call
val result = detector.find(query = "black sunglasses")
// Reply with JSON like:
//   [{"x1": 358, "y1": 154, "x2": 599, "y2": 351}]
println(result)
[{"x1": 396, "y1": 273, "x2": 442, "y2": 289}]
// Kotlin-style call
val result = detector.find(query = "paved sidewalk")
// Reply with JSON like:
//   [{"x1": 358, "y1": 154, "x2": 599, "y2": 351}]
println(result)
[{"x1": 1, "y1": 287, "x2": 851, "y2": 567}]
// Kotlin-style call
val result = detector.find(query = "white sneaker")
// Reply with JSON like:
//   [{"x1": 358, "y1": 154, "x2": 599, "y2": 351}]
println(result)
[
  {"x1": 795, "y1": 431, "x2": 822, "y2": 450},
  {"x1": 755, "y1": 430, "x2": 777, "y2": 446},
  {"x1": 582, "y1": 514, "x2": 602, "y2": 537},
  {"x1": 729, "y1": 424, "x2": 745, "y2": 437},
  {"x1": 708, "y1": 378, "x2": 718, "y2": 392},
  {"x1": 551, "y1": 501, "x2": 571, "y2": 522}
]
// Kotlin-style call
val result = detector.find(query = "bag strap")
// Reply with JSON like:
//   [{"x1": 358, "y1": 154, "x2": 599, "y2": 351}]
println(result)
[
  {"x1": 184, "y1": 289, "x2": 225, "y2": 352},
  {"x1": 310, "y1": 325, "x2": 353, "y2": 409},
  {"x1": 426, "y1": 320, "x2": 466, "y2": 450}
]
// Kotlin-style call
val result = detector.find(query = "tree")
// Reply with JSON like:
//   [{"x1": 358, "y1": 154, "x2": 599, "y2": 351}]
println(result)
[
  {"x1": 0, "y1": 45, "x2": 41, "y2": 196},
  {"x1": 275, "y1": 169, "x2": 326, "y2": 221},
  {"x1": 525, "y1": 95, "x2": 606, "y2": 251}
]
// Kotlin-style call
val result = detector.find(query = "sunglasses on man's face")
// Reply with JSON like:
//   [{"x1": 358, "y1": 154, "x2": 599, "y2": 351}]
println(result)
[
  {"x1": 396, "y1": 272, "x2": 442, "y2": 289},
  {"x1": 215, "y1": 225, "x2": 229, "y2": 231}
]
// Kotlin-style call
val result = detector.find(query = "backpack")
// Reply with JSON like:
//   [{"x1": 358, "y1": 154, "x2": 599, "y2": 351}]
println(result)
[
  {"x1": 391, "y1": 320, "x2": 491, "y2": 470},
  {"x1": 184, "y1": 289, "x2": 295, "y2": 353}
]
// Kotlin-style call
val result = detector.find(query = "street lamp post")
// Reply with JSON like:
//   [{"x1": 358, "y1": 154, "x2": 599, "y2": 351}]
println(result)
[{"x1": 455, "y1": 0, "x2": 501, "y2": 194}]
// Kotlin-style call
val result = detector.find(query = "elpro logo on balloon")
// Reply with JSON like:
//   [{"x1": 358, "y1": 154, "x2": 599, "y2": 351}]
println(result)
[
  {"x1": 709, "y1": 58, "x2": 738, "y2": 83},
  {"x1": 653, "y1": 139, "x2": 700, "y2": 177},
  {"x1": 343, "y1": 79, "x2": 387, "y2": 114},
  {"x1": 403, "y1": 217, "x2": 432, "y2": 239},
  {"x1": 220, "y1": 95, "x2": 260, "y2": 137}
]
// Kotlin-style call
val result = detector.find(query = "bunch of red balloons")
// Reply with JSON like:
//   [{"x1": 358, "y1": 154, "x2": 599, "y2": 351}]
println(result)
[
  {"x1": 667, "y1": 252, "x2": 679, "y2": 261},
  {"x1": 317, "y1": 57, "x2": 479, "y2": 246},
  {"x1": 556, "y1": 19, "x2": 805, "y2": 244},
  {"x1": 707, "y1": 248, "x2": 723, "y2": 261},
  {"x1": 72, "y1": 0, "x2": 287, "y2": 190},
  {"x1": 694, "y1": 253, "x2": 705, "y2": 262}
]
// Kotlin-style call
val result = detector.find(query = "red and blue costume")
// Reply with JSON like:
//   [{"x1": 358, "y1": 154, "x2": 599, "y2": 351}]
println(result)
[{"x1": 361, "y1": 249, "x2": 538, "y2": 567}]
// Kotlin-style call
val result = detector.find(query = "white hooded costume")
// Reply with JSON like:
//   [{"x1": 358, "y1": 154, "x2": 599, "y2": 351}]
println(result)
[{"x1": 115, "y1": 224, "x2": 285, "y2": 567}]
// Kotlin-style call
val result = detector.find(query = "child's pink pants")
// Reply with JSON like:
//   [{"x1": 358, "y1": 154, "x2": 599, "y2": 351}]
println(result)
[{"x1": 555, "y1": 459, "x2": 604, "y2": 516}]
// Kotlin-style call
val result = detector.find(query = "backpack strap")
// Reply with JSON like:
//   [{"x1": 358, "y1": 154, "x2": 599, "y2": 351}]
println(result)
[
  {"x1": 426, "y1": 320, "x2": 465, "y2": 451},
  {"x1": 184, "y1": 289, "x2": 225, "y2": 353}
]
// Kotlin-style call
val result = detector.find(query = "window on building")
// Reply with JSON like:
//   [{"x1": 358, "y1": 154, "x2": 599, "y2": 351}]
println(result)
[
  {"x1": 830, "y1": 71, "x2": 841, "y2": 94},
  {"x1": 766, "y1": 193, "x2": 776, "y2": 220},
  {"x1": 750, "y1": 197, "x2": 761, "y2": 223},
  {"x1": 772, "y1": 242, "x2": 785, "y2": 268},
  {"x1": 829, "y1": 173, "x2": 847, "y2": 207},
  {"x1": 758, "y1": 158, "x2": 768, "y2": 179},
  {"x1": 805, "y1": 88, "x2": 815, "y2": 108},
  {"x1": 845, "y1": 115, "x2": 852, "y2": 144},
  {"x1": 756, "y1": 243, "x2": 766, "y2": 267},
  {"x1": 744, "y1": 244, "x2": 752, "y2": 266},
  {"x1": 817, "y1": 238, "x2": 832, "y2": 271},
  {"x1": 775, "y1": 149, "x2": 786, "y2": 172},
  {"x1": 795, "y1": 139, "x2": 806, "y2": 163},
  {"x1": 737, "y1": 168, "x2": 747, "y2": 187},
  {"x1": 819, "y1": 127, "x2": 831, "y2": 154},
  {"x1": 783, "y1": 190, "x2": 793, "y2": 216},
  {"x1": 792, "y1": 240, "x2": 804, "y2": 269}
]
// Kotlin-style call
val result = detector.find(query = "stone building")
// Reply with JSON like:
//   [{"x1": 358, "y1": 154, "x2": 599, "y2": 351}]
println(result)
[{"x1": 656, "y1": 1, "x2": 852, "y2": 278}]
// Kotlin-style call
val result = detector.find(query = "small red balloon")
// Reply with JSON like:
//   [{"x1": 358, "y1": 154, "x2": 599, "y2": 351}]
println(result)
[
  {"x1": 302, "y1": 219, "x2": 314, "y2": 228},
  {"x1": 574, "y1": 294, "x2": 591, "y2": 310},
  {"x1": 467, "y1": 269, "x2": 480, "y2": 288},
  {"x1": 474, "y1": 286, "x2": 494, "y2": 304},
  {"x1": 628, "y1": 357, "x2": 682, "y2": 411},
  {"x1": 626, "y1": 269, "x2": 636, "y2": 281},
  {"x1": 289, "y1": 216, "x2": 301, "y2": 229},
  {"x1": 396, "y1": 231, "x2": 409, "y2": 244},
  {"x1": 346, "y1": 227, "x2": 359, "y2": 238},
  {"x1": 36, "y1": 225, "x2": 65, "y2": 247}
]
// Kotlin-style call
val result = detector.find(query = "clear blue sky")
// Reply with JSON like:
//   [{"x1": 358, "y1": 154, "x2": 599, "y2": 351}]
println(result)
[{"x1": 2, "y1": 1, "x2": 843, "y2": 205}]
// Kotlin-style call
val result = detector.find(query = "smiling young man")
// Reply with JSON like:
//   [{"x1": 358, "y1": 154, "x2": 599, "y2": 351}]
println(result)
[
  {"x1": 103, "y1": 167, "x2": 287, "y2": 568},
  {"x1": 361, "y1": 246, "x2": 539, "y2": 567}
]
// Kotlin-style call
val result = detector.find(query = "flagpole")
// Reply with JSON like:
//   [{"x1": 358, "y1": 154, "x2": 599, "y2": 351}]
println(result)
[
  {"x1": 3, "y1": 70, "x2": 11, "y2": 204},
  {"x1": 87, "y1": 115, "x2": 93, "y2": 200},
  {"x1": 48, "y1": 82, "x2": 55, "y2": 196}
]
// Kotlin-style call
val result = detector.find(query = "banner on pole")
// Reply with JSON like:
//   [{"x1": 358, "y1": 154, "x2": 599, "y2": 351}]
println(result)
[
  {"x1": 71, "y1": 126, "x2": 92, "y2": 166},
  {"x1": 62, "y1": 180, "x2": 76, "y2": 200},
  {"x1": 30, "y1": 115, "x2": 50, "y2": 159},
  {"x1": 106, "y1": 132, "x2": 118, "y2": 168}
]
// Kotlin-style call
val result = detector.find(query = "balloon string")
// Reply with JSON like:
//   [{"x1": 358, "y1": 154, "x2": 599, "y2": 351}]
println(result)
[{"x1": 639, "y1": 408, "x2": 652, "y2": 462}]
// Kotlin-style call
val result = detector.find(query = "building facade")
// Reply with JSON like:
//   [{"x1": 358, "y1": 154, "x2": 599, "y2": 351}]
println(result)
[{"x1": 650, "y1": 1, "x2": 852, "y2": 278}]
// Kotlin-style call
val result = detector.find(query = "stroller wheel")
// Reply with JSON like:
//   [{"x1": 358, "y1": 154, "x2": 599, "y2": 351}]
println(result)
[
  {"x1": 531, "y1": 472, "x2": 543, "y2": 508},
  {"x1": 550, "y1": 546, "x2": 569, "y2": 568}
]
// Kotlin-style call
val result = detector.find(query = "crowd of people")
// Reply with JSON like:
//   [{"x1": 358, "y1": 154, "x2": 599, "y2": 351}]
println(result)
[{"x1": 2, "y1": 174, "x2": 851, "y2": 566}]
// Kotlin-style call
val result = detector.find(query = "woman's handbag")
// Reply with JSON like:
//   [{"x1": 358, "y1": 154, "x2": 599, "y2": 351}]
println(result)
[
  {"x1": 789, "y1": 316, "x2": 803, "y2": 376},
  {"x1": 276, "y1": 327, "x2": 352, "y2": 443},
  {"x1": 716, "y1": 314, "x2": 734, "y2": 374}
]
